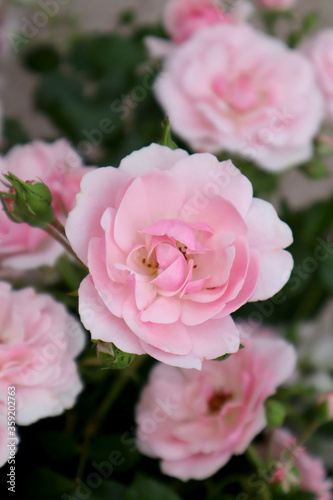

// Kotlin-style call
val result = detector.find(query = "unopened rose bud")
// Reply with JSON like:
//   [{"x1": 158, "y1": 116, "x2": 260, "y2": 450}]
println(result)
[
  {"x1": 24, "y1": 181, "x2": 53, "y2": 216},
  {"x1": 270, "y1": 461, "x2": 301, "y2": 494},
  {"x1": 0, "y1": 173, "x2": 55, "y2": 227}
]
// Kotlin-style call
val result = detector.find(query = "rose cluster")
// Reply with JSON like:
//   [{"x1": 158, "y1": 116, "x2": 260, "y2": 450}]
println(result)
[{"x1": 149, "y1": 0, "x2": 333, "y2": 172}]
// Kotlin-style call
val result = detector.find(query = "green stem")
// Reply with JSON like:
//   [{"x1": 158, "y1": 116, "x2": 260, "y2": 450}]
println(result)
[
  {"x1": 246, "y1": 445, "x2": 272, "y2": 500},
  {"x1": 50, "y1": 216, "x2": 67, "y2": 238},
  {"x1": 296, "y1": 419, "x2": 320, "y2": 448},
  {"x1": 43, "y1": 224, "x2": 87, "y2": 270},
  {"x1": 246, "y1": 444, "x2": 264, "y2": 470},
  {"x1": 75, "y1": 355, "x2": 145, "y2": 480}
]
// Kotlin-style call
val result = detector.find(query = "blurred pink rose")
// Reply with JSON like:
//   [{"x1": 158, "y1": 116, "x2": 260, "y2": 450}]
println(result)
[
  {"x1": 0, "y1": 281, "x2": 85, "y2": 426},
  {"x1": 66, "y1": 143, "x2": 293, "y2": 369},
  {"x1": 0, "y1": 139, "x2": 95, "y2": 270},
  {"x1": 164, "y1": 0, "x2": 233, "y2": 44},
  {"x1": 155, "y1": 24, "x2": 323, "y2": 171},
  {"x1": 135, "y1": 333, "x2": 296, "y2": 480},
  {"x1": 271, "y1": 429, "x2": 332, "y2": 500},
  {"x1": 254, "y1": 0, "x2": 297, "y2": 9},
  {"x1": 146, "y1": 0, "x2": 252, "y2": 57},
  {"x1": 302, "y1": 30, "x2": 333, "y2": 123}
]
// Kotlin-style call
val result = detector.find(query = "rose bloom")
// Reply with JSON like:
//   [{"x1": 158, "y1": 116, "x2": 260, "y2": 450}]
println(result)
[
  {"x1": 0, "y1": 139, "x2": 95, "y2": 270},
  {"x1": 271, "y1": 428, "x2": 332, "y2": 500},
  {"x1": 302, "y1": 30, "x2": 333, "y2": 123},
  {"x1": 154, "y1": 24, "x2": 323, "y2": 171},
  {"x1": 135, "y1": 332, "x2": 296, "y2": 480},
  {"x1": 254, "y1": 0, "x2": 297, "y2": 10},
  {"x1": 146, "y1": 0, "x2": 252, "y2": 58},
  {"x1": 164, "y1": 0, "x2": 235, "y2": 44},
  {"x1": 66, "y1": 143, "x2": 293, "y2": 369},
  {"x1": 0, "y1": 281, "x2": 85, "y2": 426}
]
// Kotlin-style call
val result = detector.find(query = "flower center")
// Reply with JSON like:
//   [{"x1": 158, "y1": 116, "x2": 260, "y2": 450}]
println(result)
[{"x1": 208, "y1": 391, "x2": 232, "y2": 415}]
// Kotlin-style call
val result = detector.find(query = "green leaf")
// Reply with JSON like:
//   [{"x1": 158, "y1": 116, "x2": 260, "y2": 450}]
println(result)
[
  {"x1": 68, "y1": 34, "x2": 146, "y2": 80},
  {"x1": 25, "y1": 468, "x2": 74, "y2": 500},
  {"x1": 265, "y1": 400, "x2": 287, "y2": 428},
  {"x1": 302, "y1": 11, "x2": 318, "y2": 35},
  {"x1": 301, "y1": 160, "x2": 329, "y2": 179},
  {"x1": 24, "y1": 45, "x2": 60, "y2": 73},
  {"x1": 319, "y1": 254, "x2": 333, "y2": 295},
  {"x1": 2, "y1": 117, "x2": 30, "y2": 148},
  {"x1": 39, "y1": 431, "x2": 79, "y2": 461},
  {"x1": 90, "y1": 480, "x2": 126, "y2": 500},
  {"x1": 125, "y1": 474, "x2": 182, "y2": 500},
  {"x1": 159, "y1": 118, "x2": 178, "y2": 150}
]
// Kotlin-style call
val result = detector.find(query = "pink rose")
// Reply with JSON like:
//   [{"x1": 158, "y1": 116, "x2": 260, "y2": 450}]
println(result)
[
  {"x1": 66, "y1": 144, "x2": 293, "y2": 369},
  {"x1": 271, "y1": 429, "x2": 332, "y2": 500},
  {"x1": 135, "y1": 333, "x2": 296, "y2": 480},
  {"x1": 302, "y1": 30, "x2": 333, "y2": 123},
  {"x1": 146, "y1": 0, "x2": 252, "y2": 58},
  {"x1": 164, "y1": 0, "x2": 233, "y2": 44},
  {"x1": 254, "y1": 0, "x2": 297, "y2": 10},
  {"x1": 154, "y1": 24, "x2": 323, "y2": 171},
  {"x1": 0, "y1": 281, "x2": 85, "y2": 426},
  {"x1": 0, "y1": 139, "x2": 95, "y2": 270}
]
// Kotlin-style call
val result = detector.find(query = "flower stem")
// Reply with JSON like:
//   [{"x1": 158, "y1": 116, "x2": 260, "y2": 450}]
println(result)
[
  {"x1": 75, "y1": 355, "x2": 145, "y2": 480},
  {"x1": 296, "y1": 419, "x2": 320, "y2": 448},
  {"x1": 246, "y1": 445, "x2": 272, "y2": 500},
  {"x1": 43, "y1": 224, "x2": 87, "y2": 270}
]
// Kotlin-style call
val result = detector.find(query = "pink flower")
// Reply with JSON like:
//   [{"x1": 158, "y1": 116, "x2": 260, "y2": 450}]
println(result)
[
  {"x1": 271, "y1": 429, "x2": 333, "y2": 500},
  {"x1": 135, "y1": 333, "x2": 296, "y2": 480},
  {"x1": 302, "y1": 30, "x2": 333, "y2": 123},
  {"x1": 164, "y1": 0, "x2": 233, "y2": 44},
  {"x1": 0, "y1": 139, "x2": 95, "y2": 270},
  {"x1": 146, "y1": 0, "x2": 252, "y2": 58},
  {"x1": 0, "y1": 281, "x2": 85, "y2": 426},
  {"x1": 66, "y1": 143, "x2": 293, "y2": 369},
  {"x1": 254, "y1": 0, "x2": 297, "y2": 10},
  {"x1": 154, "y1": 24, "x2": 323, "y2": 171}
]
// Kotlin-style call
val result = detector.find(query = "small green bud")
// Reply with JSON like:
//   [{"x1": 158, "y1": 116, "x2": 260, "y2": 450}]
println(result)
[
  {"x1": 0, "y1": 173, "x2": 55, "y2": 227},
  {"x1": 25, "y1": 182, "x2": 53, "y2": 216},
  {"x1": 96, "y1": 342, "x2": 136, "y2": 370}
]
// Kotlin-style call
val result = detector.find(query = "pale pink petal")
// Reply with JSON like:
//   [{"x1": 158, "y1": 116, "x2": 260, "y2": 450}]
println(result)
[
  {"x1": 119, "y1": 143, "x2": 188, "y2": 176},
  {"x1": 66, "y1": 167, "x2": 131, "y2": 263},
  {"x1": 78, "y1": 276, "x2": 145, "y2": 354}
]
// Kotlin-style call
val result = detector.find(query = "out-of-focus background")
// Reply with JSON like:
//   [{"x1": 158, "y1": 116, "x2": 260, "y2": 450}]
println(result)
[{"x1": 1, "y1": 0, "x2": 333, "y2": 208}]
